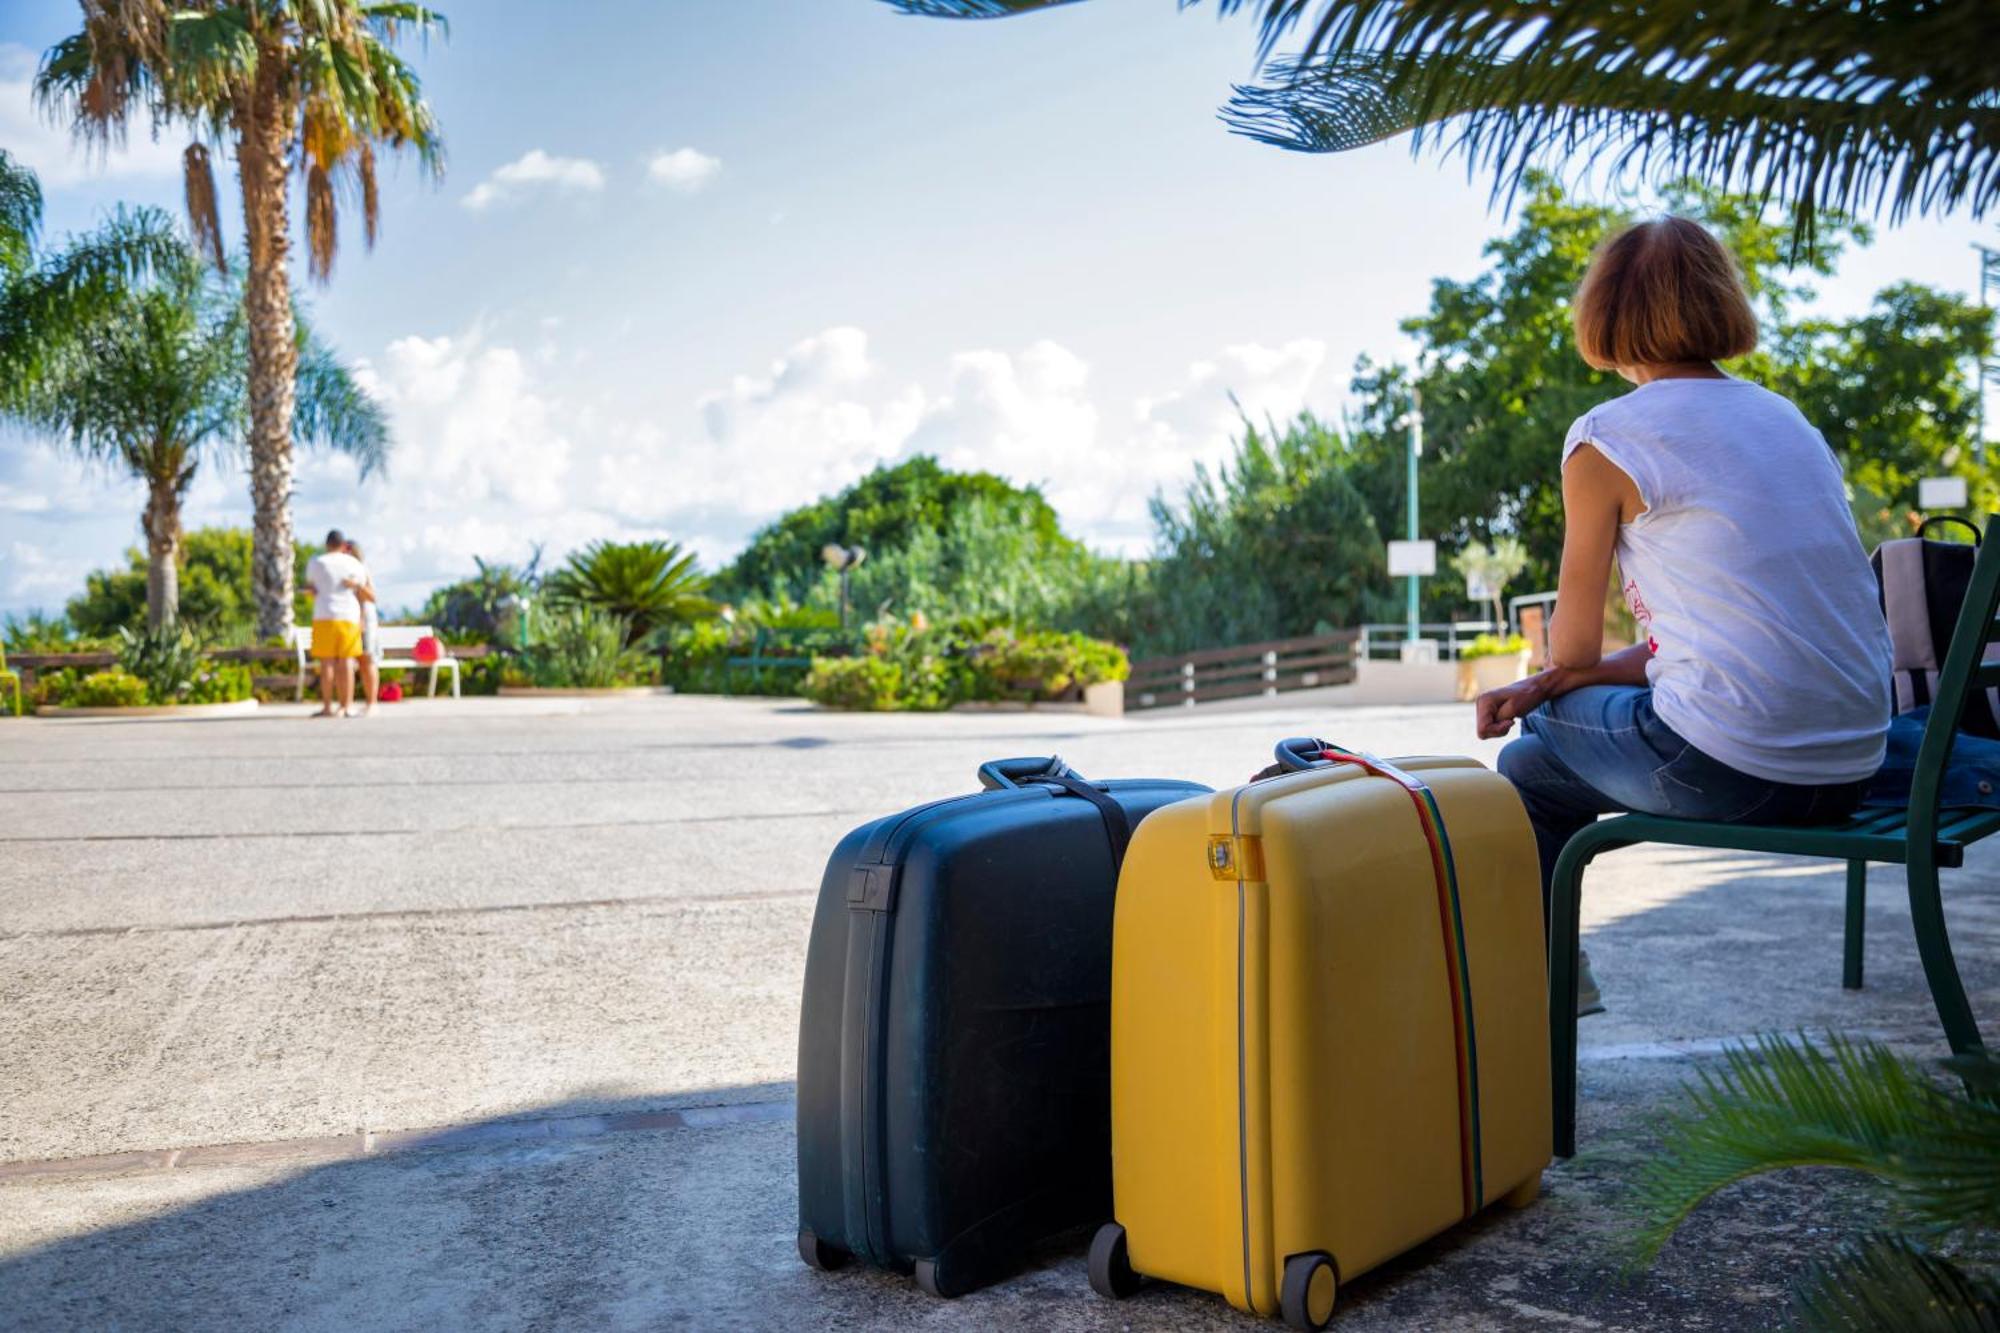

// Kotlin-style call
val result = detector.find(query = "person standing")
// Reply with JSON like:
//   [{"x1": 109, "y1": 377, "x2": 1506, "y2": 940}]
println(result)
[
  {"x1": 345, "y1": 539, "x2": 381, "y2": 716},
  {"x1": 304, "y1": 529, "x2": 366, "y2": 718}
]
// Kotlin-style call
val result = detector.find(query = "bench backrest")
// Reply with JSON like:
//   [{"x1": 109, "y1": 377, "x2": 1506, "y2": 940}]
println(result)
[
  {"x1": 374, "y1": 625, "x2": 443, "y2": 654},
  {"x1": 1912, "y1": 514, "x2": 2000, "y2": 829}
]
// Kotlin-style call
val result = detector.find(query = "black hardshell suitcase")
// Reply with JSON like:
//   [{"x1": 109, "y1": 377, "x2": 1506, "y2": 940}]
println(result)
[{"x1": 795, "y1": 755, "x2": 1209, "y2": 1297}]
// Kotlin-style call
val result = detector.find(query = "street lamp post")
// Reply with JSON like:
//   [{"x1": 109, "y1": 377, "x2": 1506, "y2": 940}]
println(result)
[
  {"x1": 821, "y1": 544, "x2": 868, "y2": 630},
  {"x1": 1976, "y1": 242, "x2": 1998, "y2": 462},
  {"x1": 1406, "y1": 388, "x2": 1423, "y2": 649}
]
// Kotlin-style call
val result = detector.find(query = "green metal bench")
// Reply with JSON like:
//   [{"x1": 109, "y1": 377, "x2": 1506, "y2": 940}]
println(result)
[
  {"x1": 721, "y1": 628, "x2": 821, "y2": 694},
  {"x1": 1549, "y1": 515, "x2": 2000, "y2": 1158}
]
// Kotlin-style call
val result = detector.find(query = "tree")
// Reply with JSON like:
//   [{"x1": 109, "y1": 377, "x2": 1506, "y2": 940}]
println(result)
[
  {"x1": 718, "y1": 457, "x2": 1081, "y2": 604},
  {"x1": 66, "y1": 527, "x2": 314, "y2": 639},
  {"x1": 1452, "y1": 537, "x2": 1529, "y2": 630},
  {"x1": 1342, "y1": 176, "x2": 1871, "y2": 595},
  {"x1": 421, "y1": 551, "x2": 542, "y2": 641},
  {"x1": 543, "y1": 540, "x2": 716, "y2": 649},
  {"x1": 2, "y1": 228, "x2": 386, "y2": 631},
  {"x1": 1142, "y1": 411, "x2": 1386, "y2": 655},
  {"x1": 1771, "y1": 283, "x2": 1998, "y2": 548},
  {"x1": 38, "y1": 2, "x2": 445, "y2": 639},
  {"x1": 885, "y1": 2, "x2": 1999, "y2": 249}
]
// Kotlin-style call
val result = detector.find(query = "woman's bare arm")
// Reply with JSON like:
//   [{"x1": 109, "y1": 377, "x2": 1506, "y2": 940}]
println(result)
[{"x1": 1475, "y1": 444, "x2": 1650, "y2": 738}]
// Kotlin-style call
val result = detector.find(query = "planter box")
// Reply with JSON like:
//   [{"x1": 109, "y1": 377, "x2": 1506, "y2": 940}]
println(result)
[
  {"x1": 35, "y1": 698, "x2": 260, "y2": 719},
  {"x1": 1454, "y1": 650, "x2": 1532, "y2": 702},
  {"x1": 496, "y1": 686, "x2": 673, "y2": 698},
  {"x1": 949, "y1": 679, "x2": 1125, "y2": 718}
]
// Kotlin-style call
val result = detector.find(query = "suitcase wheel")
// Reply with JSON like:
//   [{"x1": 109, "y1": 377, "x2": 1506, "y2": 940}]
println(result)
[
  {"x1": 1280, "y1": 1251, "x2": 1337, "y2": 1331},
  {"x1": 1087, "y1": 1222, "x2": 1142, "y2": 1300},
  {"x1": 797, "y1": 1228, "x2": 850, "y2": 1272},
  {"x1": 913, "y1": 1258, "x2": 960, "y2": 1299}
]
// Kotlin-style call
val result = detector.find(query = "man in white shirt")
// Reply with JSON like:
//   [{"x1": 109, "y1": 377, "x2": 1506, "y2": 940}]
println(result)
[{"x1": 304, "y1": 529, "x2": 366, "y2": 718}]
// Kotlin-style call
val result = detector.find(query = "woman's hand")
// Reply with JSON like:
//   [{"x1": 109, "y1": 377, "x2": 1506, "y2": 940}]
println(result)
[{"x1": 1476, "y1": 671, "x2": 1556, "y2": 740}]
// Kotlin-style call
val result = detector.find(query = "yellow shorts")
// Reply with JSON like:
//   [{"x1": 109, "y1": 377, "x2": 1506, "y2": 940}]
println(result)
[{"x1": 311, "y1": 619, "x2": 362, "y2": 661}]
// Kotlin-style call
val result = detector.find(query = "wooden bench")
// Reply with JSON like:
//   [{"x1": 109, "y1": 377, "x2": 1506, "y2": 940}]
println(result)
[
  {"x1": 289, "y1": 624, "x2": 462, "y2": 699},
  {"x1": 1548, "y1": 516, "x2": 2000, "y2": 1157}
]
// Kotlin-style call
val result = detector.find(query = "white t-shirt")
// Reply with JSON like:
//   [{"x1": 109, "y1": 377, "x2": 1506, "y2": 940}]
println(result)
[
  {"x1": 1562, "y1": 377, "x2": 1891, "y2": 785},
  {"x1": 306, "y1": 551, "x2": 365, "y2": 624}
]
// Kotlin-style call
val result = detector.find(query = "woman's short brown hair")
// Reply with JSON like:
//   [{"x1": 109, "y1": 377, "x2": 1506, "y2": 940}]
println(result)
[{"x1": 1572, "y1": 216, "x2": 1758, "y2": 371}]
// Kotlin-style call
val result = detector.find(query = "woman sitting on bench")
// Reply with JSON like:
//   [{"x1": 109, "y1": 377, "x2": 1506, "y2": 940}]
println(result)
[{"x1": 1476, "y1": 215, "x2": 1893, "y2": 1015}]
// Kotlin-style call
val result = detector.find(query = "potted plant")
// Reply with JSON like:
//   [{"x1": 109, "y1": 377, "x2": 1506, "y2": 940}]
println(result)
[{"x1": 1455, "y1": 632, "x2": 1533, "y2": 701}]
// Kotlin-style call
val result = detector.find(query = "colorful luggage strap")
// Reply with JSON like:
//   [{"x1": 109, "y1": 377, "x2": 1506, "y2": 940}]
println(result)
[{"x1": 1282, "y1": 739, "x2": 1485, "y2": 1217}]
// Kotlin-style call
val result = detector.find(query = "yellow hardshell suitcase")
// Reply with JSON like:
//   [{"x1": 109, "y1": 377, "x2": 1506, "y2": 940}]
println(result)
[{"x1": 1089, "y1": 739, "x2": 1551, "y2": 1329}]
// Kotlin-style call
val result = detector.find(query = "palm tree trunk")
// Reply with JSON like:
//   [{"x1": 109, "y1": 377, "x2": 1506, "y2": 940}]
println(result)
[
  {"x1": 141, "y1": 470, "x2": 181, "y2": 631},
  {"x1": 237, "y1": 75, "x2": 300, "y2": 642}
]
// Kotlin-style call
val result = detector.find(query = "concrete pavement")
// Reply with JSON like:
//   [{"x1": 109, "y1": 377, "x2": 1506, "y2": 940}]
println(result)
[{"x1": 2, "y1": 695, "x2": 1993, "y2": 1329}]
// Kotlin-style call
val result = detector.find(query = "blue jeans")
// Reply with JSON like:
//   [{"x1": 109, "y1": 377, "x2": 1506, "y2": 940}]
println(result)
[{"x1": 1496, "y1": 686, "x2": 1866, "y2": 916}]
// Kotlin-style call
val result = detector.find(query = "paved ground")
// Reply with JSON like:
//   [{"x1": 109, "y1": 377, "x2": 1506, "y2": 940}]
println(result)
[{"x1": 1, "y1": 694, "x2": 1993, "y2": 1330}]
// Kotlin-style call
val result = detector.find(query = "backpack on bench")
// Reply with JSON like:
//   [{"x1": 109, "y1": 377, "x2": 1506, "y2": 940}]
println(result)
[{"x1": 1872, "y1": 515, "x2": 2000, "y2": 741}]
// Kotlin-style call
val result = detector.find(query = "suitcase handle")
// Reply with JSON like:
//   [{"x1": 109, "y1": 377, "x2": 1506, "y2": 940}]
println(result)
[
  {"x1": 977, "y1": 755, "x2": 1078, "y2": 790},
  {"x1": 1272, "y1": 736, "x2": 1338, "y2": 773}
]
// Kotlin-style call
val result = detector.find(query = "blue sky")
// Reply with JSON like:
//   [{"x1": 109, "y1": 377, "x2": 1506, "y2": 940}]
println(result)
[{"x1": 2, "y1": 0, "x2": 1994, "y2": 618}]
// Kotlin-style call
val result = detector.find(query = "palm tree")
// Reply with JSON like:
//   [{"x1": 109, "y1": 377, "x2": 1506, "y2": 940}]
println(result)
[
  {"x1": 36, "y1": 2, "x2": 445, "y2": 640},
  {"x1": 544, "y1": 540, "x2": 717, "y2": 650},
  {"x1": 0, "y1": 217, "x2": 387, "y2": 630},
  {"x1": 882, "y1": 2, "x2": 2000, "y2": 247},
  {"x1": 0, "y1": 150, "x2": 183, "y2": 393}
]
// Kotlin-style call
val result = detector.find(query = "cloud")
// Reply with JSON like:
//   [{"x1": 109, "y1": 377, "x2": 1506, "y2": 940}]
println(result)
[
  {"x1": 460, "y1": 149, "x2": 606, "y2": 210},
  {"x1": 647, "y1": 147, "x2": 722, "y2": 194},
  {"x1": 0, "y1": 43, "x2": 183, "y2": 188},
  {"x1": 0, "y1": 322, "x2": 1341, "y2": 616}
]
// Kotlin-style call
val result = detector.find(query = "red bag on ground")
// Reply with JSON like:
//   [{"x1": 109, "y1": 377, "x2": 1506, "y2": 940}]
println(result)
[
  {"x1": 413, "y1": 635, "x2": 442, "y2": 665},
  {"x1": 380, "y1": 682, "x2": 403, "y2": 703}
]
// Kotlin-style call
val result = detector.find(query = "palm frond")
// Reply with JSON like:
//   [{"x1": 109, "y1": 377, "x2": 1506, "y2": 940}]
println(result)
[
  {"x1": 885, "y1": 0, "x2": 2000, "y2": 239},
  {"x1": 1625, "y1": 1034, "x2": 1936, "y2": 1263},
  {"x1": 290, "y1": 326, "x2": 389, "y2": 478},
  {"x1": 879, "y1": 0, "x2": 1086, "y2": 15},
  {"x1": 182, "y1": 142, "x2": 224, "y2": 267},
  {"x1": 1792, "y1": 1233, "x2": 2000, "y2": 1333},
  {"x1": 0, "y1": 150, "x2": 43, "y2": 276}
]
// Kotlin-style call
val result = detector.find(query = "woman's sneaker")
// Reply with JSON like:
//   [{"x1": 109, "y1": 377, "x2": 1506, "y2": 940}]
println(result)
[{"x1": 1577, "y1": 948, "x2": 1606, "y2": 1017}]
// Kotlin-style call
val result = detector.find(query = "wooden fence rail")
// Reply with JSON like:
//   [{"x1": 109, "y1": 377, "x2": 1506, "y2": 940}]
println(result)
[
  {"x1": 1125, "y1": 630, "x2": 1360, "y2": 710},
  {"x1": 6, "y1": 643, "x2": 493, "y2": 692}
]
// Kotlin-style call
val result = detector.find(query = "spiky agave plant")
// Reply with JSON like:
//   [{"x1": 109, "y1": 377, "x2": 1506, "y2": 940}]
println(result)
[{"x1": 1628, "y1": 1034, "x2": 2000, "y2": 1330}]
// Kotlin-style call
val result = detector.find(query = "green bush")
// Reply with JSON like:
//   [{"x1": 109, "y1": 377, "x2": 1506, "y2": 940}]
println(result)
[
  {"x1": 521, "y1": 607, "x2": 653, "y2": 689},
  {"x1": 802, "y1": 655, "x2": 903, "y2": 711},
  {"x1": 1460, "y1": 632, "x2": 1529, "y2": 661},
  {"x1": 970, "y1": 629, "x2": 1129, "y2": 701},
  {"x1": 184, "y1": 663, "x2": 252, "y2": 704},
  {"x1": 801, "y1": 622, "x2": 1128, "y2": 711},
  {"x1": 63, "y1": 669, "x2": 150, "y2": 708},
  {"x1": 0, "y1": 668, "x2": 20, "y2": 717}
]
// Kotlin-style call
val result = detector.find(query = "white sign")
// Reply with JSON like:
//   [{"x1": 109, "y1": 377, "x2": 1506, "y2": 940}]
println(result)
[
  {"x1": 1387, "y1": 540, "x2": 1437, "y2": 577},
  {"x1": 1465, "y1": 571, "x2": 1499, "y2": 602},
  {"x1": 1919, "y1": 476, "x2": 1968, "y2": 510}
]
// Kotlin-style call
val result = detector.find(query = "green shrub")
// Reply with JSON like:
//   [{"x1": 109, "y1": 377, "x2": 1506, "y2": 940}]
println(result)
[
  {"x1": 118, "y1": 625, "x2": 205, "y2": 703},
  {"x1": 63, "y1": 669, "x2": 150, "y2": 708},
  {"x1": 0, "y1": 668, "x2": 20, "y2": 717},
  {"x1": 521, "y1": 607, "x2": 651, "y2": 689},
  {"x1": 971, "y1": 629, "x2": 1128, "y2": 700},
  {"x1": 1460, "y1": 632, "x2": 1529, "y2": 661},
  {"x1": 184, "y1": 663, "x2": 252, "y2": 704},
  {"x1": 802, "y1": 656, "x2": 903, "y2": 711}
]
